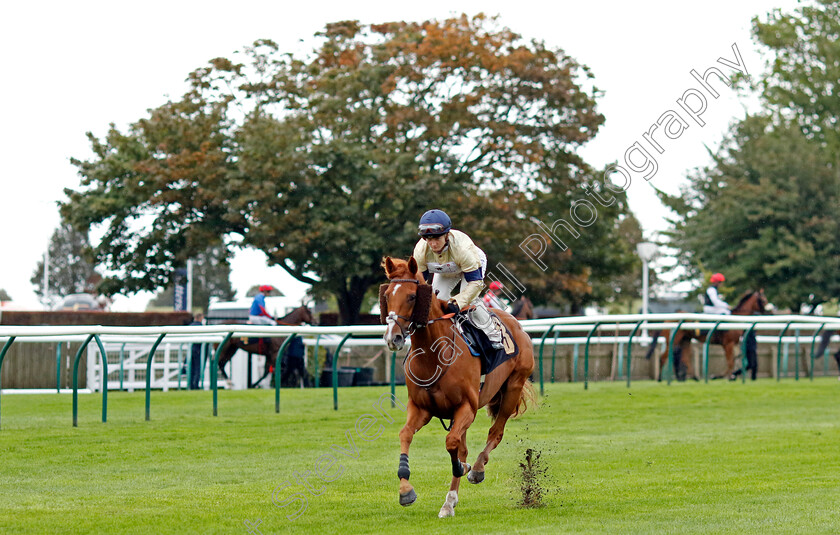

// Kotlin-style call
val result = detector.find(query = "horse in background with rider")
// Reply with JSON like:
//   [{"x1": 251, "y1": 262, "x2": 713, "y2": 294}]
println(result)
[{"x1": 647, "y1": 289, "x2": 770, "y2": 381}]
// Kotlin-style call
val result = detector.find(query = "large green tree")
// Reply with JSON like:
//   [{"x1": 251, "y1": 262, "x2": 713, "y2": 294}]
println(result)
[
  {"x1": 750, "y1": 0, "x2": 840, "y2": 150},
  {"x1": 662, "y1": 115, "x2": 840, "y2": 311},
  {"x1": 62, "y1": 14, "x2": 630, "y2": 323},
  {"x1": 662, "y1": 1, "x2": 840, "y2": 312},
  {"x1": 30, "y1": 223, "x2": 100, "y2": 307}
]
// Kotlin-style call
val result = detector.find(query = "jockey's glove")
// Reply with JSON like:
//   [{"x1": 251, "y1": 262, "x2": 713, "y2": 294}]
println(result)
[{"x1": 445, "y1": 300, "x2": 461, "y2": 315}]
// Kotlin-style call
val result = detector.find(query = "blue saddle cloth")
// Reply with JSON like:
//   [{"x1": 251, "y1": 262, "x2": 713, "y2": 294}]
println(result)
[{"x1": 456, "y1": 314, "x2": 519, "y2": 375}]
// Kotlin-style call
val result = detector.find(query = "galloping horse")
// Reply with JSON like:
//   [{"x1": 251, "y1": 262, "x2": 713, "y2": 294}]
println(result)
[
  {"x1": 650, "y1": 290, "x2": 769, "y2": 381},
  {"x1": 381, "y1": 257, "x2": 535, "y2": 517},
  {"x1": 217, "y1": 305, "x2": 314, "y2": 388},
  {"x1": 511, "y1": 296, "x2": 536, "y2": 320}
]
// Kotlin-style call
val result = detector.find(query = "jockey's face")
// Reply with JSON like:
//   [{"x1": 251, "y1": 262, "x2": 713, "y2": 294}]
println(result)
[{"x1": 424, "y1": 233, "x2": 448, "y2": 254}]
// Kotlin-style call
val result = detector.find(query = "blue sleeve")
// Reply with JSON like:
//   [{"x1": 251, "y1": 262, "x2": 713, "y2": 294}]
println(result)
[
  {"x1": 463, "y1": 268, "x2": 482, "y2": 283},
  {"x1": 249, "y1": 295, "x2": 265, "y2": 315}
]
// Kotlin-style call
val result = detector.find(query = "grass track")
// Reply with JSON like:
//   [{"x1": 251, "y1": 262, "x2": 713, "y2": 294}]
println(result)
[{"x1": 0, "y1": 379, "x2": 838, "y2": 534}]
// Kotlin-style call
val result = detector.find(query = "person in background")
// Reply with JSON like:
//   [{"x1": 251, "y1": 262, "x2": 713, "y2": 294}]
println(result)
[
  {"x1": 249, "y1": 285, "x2": 277, "y2": 325},
  {"x1": 705, "y1": 273, "x2": 758, "y2": 380},
  {"x1": 189, "y1": 313, "x2": 205, "y2": 390},
  {"x1": 483, "y1": 280, "x2": 507, "y2": 311}
]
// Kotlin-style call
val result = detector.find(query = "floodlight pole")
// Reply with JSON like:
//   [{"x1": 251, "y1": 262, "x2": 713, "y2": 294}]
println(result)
[{"x1": 636, "y1": 242, "x2": 657, "y2": 341}]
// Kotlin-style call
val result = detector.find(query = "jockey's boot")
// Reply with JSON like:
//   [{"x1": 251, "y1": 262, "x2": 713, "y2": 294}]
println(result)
[{"x1": 469, "y1": 302, "x2": 504, "y2": 350}]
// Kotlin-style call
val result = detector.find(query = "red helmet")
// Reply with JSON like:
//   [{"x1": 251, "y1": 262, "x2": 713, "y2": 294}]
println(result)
[
  {"x1": 489, "y1": 281, "x2": 504, "y2": 291},
  {"x1": 259, "y1": 285, "x2": 275, "y2": 293},
  {"x1": 710, "y1": 273, "x2": 725, "y2": 283}
]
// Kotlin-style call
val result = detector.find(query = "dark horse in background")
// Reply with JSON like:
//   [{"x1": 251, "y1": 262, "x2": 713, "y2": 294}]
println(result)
[
  {"x1": 511, "y1": 296, "x2": 536, "y2": 320},
  {"x1": 381, "y1": 257, "x2": 535, "y2": 518},
  {"x1": 217, "y1": 305, "x2": 314, "y2": 388},
  {"x1": 814, "y1": 329, "x2": 840, "y2": 380},
  {"x1": 646, "y1": 290, "x2": 770, "y2": 381}
]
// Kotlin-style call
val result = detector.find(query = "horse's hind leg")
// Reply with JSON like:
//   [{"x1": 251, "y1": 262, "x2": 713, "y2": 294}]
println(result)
[
  {"x1": 397, "y1": 401, "x2": 431, "y2": 507},
  {"x1": 439, "y1": 403, "x2": 476, "y2": 518},
  {"x1": 469, "y1": 376, "x2": 526, "y2": 484}
]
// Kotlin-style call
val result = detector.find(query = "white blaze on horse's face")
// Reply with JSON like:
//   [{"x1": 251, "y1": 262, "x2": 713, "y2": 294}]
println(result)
[{"x1": 384, "y1": 310, "x2": 406, "y2": 351}]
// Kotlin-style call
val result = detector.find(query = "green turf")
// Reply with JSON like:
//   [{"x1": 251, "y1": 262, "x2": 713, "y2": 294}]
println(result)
[{"x1": 0, "y1": 379, "x2": 838, "y2": 534}]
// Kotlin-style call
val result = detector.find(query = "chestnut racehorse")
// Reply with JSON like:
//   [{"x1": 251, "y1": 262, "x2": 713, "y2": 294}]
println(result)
[
  {"x1": 651, "y1": 290, "x2": 769, "y2": 381},
  {"x1": 217, "y1": 305, "x2": 314, "y2": 388},
  {"x1": 380, "y1": 257, "x2": 535, "y2": 518}
]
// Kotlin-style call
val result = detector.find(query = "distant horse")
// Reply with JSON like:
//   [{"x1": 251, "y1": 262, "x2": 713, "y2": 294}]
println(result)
[
  {"x1": 380, "y1": 257, "x2": 535, "y2": 517},
  {"x1": 647, "y1": 290, "x2": 769, "y2": 381},
  {"x1": 217, "y1": 305, "x2": 314, "y2": 388},
  {"x1": 511, "y1": 296, "x2": 536, "y2": 320},
  {"x1": 814, "y1": 330, "x2": 840, "y2": 380}
]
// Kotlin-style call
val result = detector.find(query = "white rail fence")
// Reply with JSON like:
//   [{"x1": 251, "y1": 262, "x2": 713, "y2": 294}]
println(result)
[{"x1": 2, "y1": 313, "x2": 840, "y2": 393}]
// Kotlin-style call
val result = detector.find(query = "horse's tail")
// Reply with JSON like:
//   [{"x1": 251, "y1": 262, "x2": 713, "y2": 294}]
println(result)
[
  {"x1": 486, "y1": 378, "x2": 537, "y2": 422},
  {"x1": 644, "y1": 330, "x2": 662, "y2": 360}
]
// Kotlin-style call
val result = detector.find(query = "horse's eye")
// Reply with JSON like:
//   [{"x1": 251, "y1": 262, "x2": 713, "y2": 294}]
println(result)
[{"x1": 408, "y1": 294, "x2": 416, "y2": 302}]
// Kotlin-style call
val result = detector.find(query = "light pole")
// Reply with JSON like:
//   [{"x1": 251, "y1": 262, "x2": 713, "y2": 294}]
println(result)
[{"x1": 636, "y1": 242, "x2": 657, "y2": 339}]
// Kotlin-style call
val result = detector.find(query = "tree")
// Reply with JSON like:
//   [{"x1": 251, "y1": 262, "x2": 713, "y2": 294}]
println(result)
[
  {"x1": 30, "y1": 223, "x2": 100, "y2": 307},
  {"x1": 660, "y1": 115, "x2": 840, "y2": 311},
  {"x1": 750, "y1": 0, "x2": 840, "y2": 150},
  {"x1": 0, "y1": 289, "x2": 12, "y2": 301},
  {"x1": 62, "y1": 14, "x2": 629, "y2": 323},
  {"x1": 148, "y1": 245, "x2": 236, "y2": 312}
]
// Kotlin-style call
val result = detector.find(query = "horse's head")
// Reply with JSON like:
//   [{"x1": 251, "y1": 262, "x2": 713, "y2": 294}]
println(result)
[
  {"x1": 380, "y1": 256, "x2": 435, "y2": 351},
  {"x1": 734, "y1": 289, "x2": 772, "y2": 315},
  {"x1": 513, "y1": 296, "x2": 535, "y2": 320},
  {"x1": 280, "y1": 305, "x2": 315, "y2": 326}
]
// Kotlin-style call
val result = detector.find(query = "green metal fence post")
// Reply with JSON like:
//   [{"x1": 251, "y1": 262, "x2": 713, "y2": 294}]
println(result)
[
  {"x1": 274, "y1": 335, "x2": 298, "y2": 414},
  {"x1": 794, "y1": 328, "x2": 800, "y2": 381},
  {"x1": 740, "y1": 323, "x2": 756, "y2": 384},
  {"x1": 211, "y1": 333, "x2": 233, "y2": 417},
  {"x1": 72, "y1": 334, "x2": 95, "y2": 427},
  {"x1": 55, "y1": 342, "x2": 63, "y2": 393},
  {"x1": 537, "y1": 325, "x2": 557, "y2": 397},
  {"x1": 119, "y1": 343, "x2": 126, "y2": 391},
  {"x1": 809, "y1": 323, "x2": 825, "y2": 382},
  {"x1": 0, "y1": 337, "x2": 17, "y2": 430},
  {"x1": 703, "y1": 321, "x2": 722, "y2": 383},
  {"x1": 665, "y1": 320, "x2": 685, "y2": 386},
  {"x1": 313, "y1": 335, "x2": 322, "y2": 389},
  {"x1": 626, "y1": 321, "x2": 643, "y2": 388},
  {"x1": 92, "y1": 336, "x2": 109, "y2": 423},
  {"x1": 333, "y1": 334, "x2": 353, "y2": 410},
  {"x1": 584, "y1": 322, "x2": 602, "y2": 391},
  {"x1": 776, "y1": 321, "x2": 792, "y2": 382},
  {"x1": 144, "y1": 334, "x2": 167, "y2": 421}
]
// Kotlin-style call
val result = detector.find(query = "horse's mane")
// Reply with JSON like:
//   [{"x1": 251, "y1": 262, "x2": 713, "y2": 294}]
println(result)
[{"x1": 732, "y1": 291, "x2": 756, "y2": 312}]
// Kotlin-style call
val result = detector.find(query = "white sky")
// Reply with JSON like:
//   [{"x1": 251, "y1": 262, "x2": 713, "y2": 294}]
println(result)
[{"x1": 0, "y1": 0, "x2": 799, "y2": 311}]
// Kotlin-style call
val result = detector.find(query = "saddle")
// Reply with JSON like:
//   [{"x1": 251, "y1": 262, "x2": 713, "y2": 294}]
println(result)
[{"x1": 453, "y1": 311, "x2": 518, "y2": 375}]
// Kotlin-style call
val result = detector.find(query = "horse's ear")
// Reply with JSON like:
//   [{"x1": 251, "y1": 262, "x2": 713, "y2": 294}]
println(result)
[
  {"x1": 379, "y1": 284, "x2": 390, "y2": 324},
  {"x1": 412, "y1": 284, "x2": 432, "y2": 324},
  {"x1": 408, "y1": 256, "x2": 418, "y2": 276},
  {"x1": 383, "y1": 257, "x2": 396, "y2": 278}
]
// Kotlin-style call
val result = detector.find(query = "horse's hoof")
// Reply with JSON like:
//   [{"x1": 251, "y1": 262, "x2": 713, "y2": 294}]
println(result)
[
  {"x1": 438, "y1": 490, "x2": 458, "y2": 518},
  {"x1": 399, "y1": 489, "x2": 417, "y2": 506},
  {"x1": 467, "y1": 469, "x2": 485, "y2": 484}
]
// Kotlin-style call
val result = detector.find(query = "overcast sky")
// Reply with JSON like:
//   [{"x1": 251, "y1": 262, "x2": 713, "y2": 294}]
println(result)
[{"x1": 0, "y1": 0, "x2": 799, "y2": 311}]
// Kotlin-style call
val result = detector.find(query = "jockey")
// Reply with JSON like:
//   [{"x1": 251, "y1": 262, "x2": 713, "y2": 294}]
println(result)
[
  {"x1": 703, "y1": 273, "x2": 731, "y2": 315},
  {"x1": 249, "y1": 285, "x2": 278, "y2": 325},
  {"x1": 483, "y1": 281, "x2": 507, "y2": 311},
  {"x1": 412, "y1": 209, "x2": 504, "y2": 349}
]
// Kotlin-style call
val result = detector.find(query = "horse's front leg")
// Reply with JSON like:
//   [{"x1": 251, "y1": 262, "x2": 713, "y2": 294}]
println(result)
[
  {"x1": 398, "y1": 400, "x2": 431, "y2": 507},
  {"x1": 439, "y1": 403, "x2": 476, "y2": 518}
]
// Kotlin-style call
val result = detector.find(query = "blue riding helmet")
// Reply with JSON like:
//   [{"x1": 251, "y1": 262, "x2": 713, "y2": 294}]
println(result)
[{"x1": 417, "y1": 209, "x2": 452, "y2": 236}]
